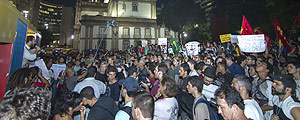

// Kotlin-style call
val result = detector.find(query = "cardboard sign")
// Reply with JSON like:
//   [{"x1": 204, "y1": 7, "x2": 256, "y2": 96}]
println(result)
[
  {"x1": 185, "y1": 41, "x2": 200, "y2": 56},
  {"x1": 142, "y1": 40, "x2": 148, "y2": 47},
  {"x1": 220, "y1": 34, "x2": 231, "y2": 43},
  {"x1": 50, "y1": 64, "x2": 66, "y2": 80},
  {"x1": 158, "y1": 38, "x2": 167, "y2": 45},
  {"x1": 237, "y1": 34, "x2": 266, "y2": 53}
]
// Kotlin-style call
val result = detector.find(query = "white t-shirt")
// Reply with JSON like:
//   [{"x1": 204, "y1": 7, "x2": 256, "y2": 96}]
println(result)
[
  {"x1": 189, "y1": 70, "x2": 199, "y2": 76},
  {"x1": 272, "y1": 96, "x2": 300, "y2": 120},
  {"x1": 202, "y1": 84, "x2": 219, "y2": 104},
  {"x1": 154, "y1": 97, "x2": 179, "y2": 120},
  {"x1": 244, "y1": 99, "x2": 264, "y2": 120}
]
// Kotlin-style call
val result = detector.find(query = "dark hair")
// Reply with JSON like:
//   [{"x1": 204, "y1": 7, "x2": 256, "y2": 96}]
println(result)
[
  {"x1": 29, "y1": 66, "x2": 39, "y2": 79},
  {"x1": 234, "y1": 75, "x2": 252, "y2": 94},
  {"x1": 195, "y1": 62, "x2": 205, "y2": 71},
  {"x1": 26, "y1": 36, "x2": 35, "y2": 43},
  {"x1": 133, "y1": 91, "x2": 154, "y2": 118},
  {"x1": 3, "y1": 87, "x2": 51, "y2": 120},
  {"x1": 218, "y1": 61, "x2": 227, "y2": 69},
  {"x1": 187, "y1": 76, "x2": 204, "y2": 93},
  {"x1": 8, "y1": 68, "x2": 32, "y2": 90},
  {"x1": 257, "y1": 55, "x2": 266, "y2": 62},
  {"x1": 180, "y1": 63, "x2": 191, "y2": 74},
  {"x1": 157, "y1": 63, "x2": 168, "y2": 74},
  {"x1": 215, "y1": 86, "x2": 245, "y2": 110},
  {"x1": 58, "y1": 56, "x2": 66, "y2": 63},
  {"x1": 160, "y1": 76, "x2": 178, "y2": 97},
  {"x1": 55, "y1": 91, "x2": 82, "y2": 116},
  {"x1": 86, "y1": 66, "x2": 97, "y2": 77},
  {"x1": 248, "y1": 55, "x2": 257, "y2": 63},
  {"x1": 225, "y1": 54, "x2": 235, "y2": 62},
  {"x1": 237, "y1": 55, "x2": 246, "y2": 65},
  {"x1": 188, "y1": 60, "x2": 196, "y2": 66},
  {"x1": 107, "y1": 66, "x2": 118, "y2": 74},
  {"x1": 288, "y1": 61, "x2": 300, "y2": 69},
  {"x1": 127, "y1": 66, "x2": 137, "y2": 76},
  {"x1": 80, "y1": 87, "x2": 95, "y2": 100}
]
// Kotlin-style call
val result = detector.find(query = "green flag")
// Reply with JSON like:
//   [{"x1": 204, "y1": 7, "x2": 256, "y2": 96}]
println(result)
[{"x1": 171, "y1": 35, "x2": 179, "y2": 56}]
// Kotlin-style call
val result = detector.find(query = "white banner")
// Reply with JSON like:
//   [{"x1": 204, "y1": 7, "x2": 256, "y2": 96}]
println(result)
[
  {"x1": 237, "y1": 34, "x2": 265, "y2": 53},
  {"x1": 50, "y1": 64, "x2": 66, "y2": 80},
  {"x1": 185, "y1": 41, "x2": 200, "y2": 56},
  {"x1": 29, "y1": 59, "x2": 49, "y2": 79},
  {"x1": 158, "y1": 38, "x2": 167, "y2": 45},
  {"x1": 142, "y1": 40, "x2": 148, "y2": 47},
  {"x1": 230, "y1": 35, "x2": 239, "y2": 43}
]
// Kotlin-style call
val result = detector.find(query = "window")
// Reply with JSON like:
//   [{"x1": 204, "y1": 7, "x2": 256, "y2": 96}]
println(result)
[
  {"x1": 132, "y1": 2, "x2": 138, "y2": 12},
  {"x1": 165, "y1": 29, "x2": 170, "y2": 36},
  {"x1": 134, "y1": 28, "x2": 140, "y2": 36},
  {"x1": 123, "y1": 28, "x2": 129, "y2": 35},
  {"x1": 145, "y1": 28, "x2": 151, "y2": 36},
  {"x1": 99, "y1": 27, "x2": 105, "y2": 35}
]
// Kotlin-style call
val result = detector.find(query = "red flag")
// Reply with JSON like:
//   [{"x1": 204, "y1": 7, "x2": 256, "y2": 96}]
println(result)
[
  {"x1": 275, "y1": 17, "x2": 291, "y2": 52},
  {"x1": 297, "y1": 11, "x2": 300, "y2": 22},
  {"x1": 257, "y1": 29, "x2": 271, "y2": 49},
  {"x1": 241, "y1": 16, "x2": 254, "y2": 35}
]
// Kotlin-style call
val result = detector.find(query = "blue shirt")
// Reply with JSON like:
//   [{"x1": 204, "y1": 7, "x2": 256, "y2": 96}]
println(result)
[
  {"x1": 115, "y1": 101, "x2": 132, "y2": 120},
  {"x1": 227, "y1": 62, "x2": 244, "y2": 76}
]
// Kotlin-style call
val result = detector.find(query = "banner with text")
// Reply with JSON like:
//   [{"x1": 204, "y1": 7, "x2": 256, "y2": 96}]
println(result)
[
  {"x1": 220, "y1": 34, "x2": 231, "y2": 43},
  {"x1": 237, "y1": 34, "x2": 265, "y2": 53},
  {"x1": 185, "y1": 41, "x2": 200, "y2": 56},
  {"x1": 158, "y1": 38, "x2": 167, "y2": 45},
  {"x1": 50, "y1": 64, "x2": 66, "y2": 80}
]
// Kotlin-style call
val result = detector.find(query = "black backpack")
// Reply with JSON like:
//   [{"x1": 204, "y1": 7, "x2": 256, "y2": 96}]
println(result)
[
  {"x1": 194, "y1": 98, "x2": 219, "y2": 120},
  {"x1": 121, "y1": 106, "x2": 134, "y2": 120}
]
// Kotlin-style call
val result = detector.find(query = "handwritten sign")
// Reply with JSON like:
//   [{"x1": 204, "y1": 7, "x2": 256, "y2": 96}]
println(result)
[
  {"x1": 158, "y1": 38, "x2": 167, "y2": 45},
  {"x1": 185, "y1": 41, "x2": 200, "y2": 56},
  {"x1": 237, "y1": 34, "x2": 265, "y2": 53},
  {"x1": 220, "y1": 34, "x2": 231, "y2": 43},
  {"x1": 142, "y1": 40, "x2": 148, "y2": 47},
  {"x1": 50, "y1": 64, "x2": 66, "y2": 80},
  {"x1": 29, "y1": 59, "x2": 50, "y2": 79}
]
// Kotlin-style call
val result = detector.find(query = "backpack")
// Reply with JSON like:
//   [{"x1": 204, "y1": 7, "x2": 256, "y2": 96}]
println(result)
[
  {"x1": 121, "y1": 106, "x2": 134, "y2": 120},
  {"x1": 194, "y1": 98, "x2": 219, "y2": 120}
]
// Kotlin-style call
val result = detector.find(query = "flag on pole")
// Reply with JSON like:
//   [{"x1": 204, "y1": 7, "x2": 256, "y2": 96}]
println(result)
[
  {"x1": 170, "y1": 35, "x2": 180, "y2": 56},
  {"x1": 257, "y1": 29, "x2": 272, "y2": 49},
  {"x1": 241, "y1": 15, "x2": 254, "y2": 35},
  {"x1": 296, "y1": 11, "x2": 300, "y2": 22},
  {"x1": 275, "y1": 17, "x2": 291, "y2": 53}
]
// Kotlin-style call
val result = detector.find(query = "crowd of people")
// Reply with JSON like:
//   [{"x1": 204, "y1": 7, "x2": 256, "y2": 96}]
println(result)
[{"x1": 1, "y1": 35, "x2": 300, "y2": 120}]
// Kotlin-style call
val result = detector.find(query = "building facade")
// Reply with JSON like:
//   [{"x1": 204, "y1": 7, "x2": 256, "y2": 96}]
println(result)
[{"x1": 73, "y1": 0, "x2": 178, "y2": 51}]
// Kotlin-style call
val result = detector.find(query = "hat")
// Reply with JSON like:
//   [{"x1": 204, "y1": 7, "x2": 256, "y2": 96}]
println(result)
[
  {"x1": 118, "y1": 77, "x2": 141, "y2": 92},
  {"x1": 270, "y1": 74, "x2": 296, "y2": 91},
  {"x1": 203, "y1": 67, "x2": 216, "y2": 79}
]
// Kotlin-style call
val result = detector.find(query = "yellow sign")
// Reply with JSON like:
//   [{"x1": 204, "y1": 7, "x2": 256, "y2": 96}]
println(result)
[{"x1": 220, "y1": 34, "x2": 231, "y2": 43}]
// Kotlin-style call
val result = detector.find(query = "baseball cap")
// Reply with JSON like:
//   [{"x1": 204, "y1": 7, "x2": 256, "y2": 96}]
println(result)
[
  {"x1": 270, "y1": 74, "x2": 296, "y2": 91},
  {"x1": 118, "y1": 77, "x2": 141, "y2": 92},
  {"x1": 203, "y1": 67, "x2": 216, "y2": 79}
]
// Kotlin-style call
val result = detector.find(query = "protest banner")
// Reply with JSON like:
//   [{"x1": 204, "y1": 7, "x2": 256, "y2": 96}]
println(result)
[
  {"x1": 158, "y1": 38, "x2": 167, "y2": 45},
  {"x1": 220, "y1": 34, "x2": 231, "y2": 43},
  {"x1": 141, "y1": 40, "x2": 148, "y2": 47},
  {"x1": 185, "y1": 41, "x2": 200, "y2": 56},
  {"x1": 237, "y1": 34, "x2": 265, "y2": 53},
  {"x1": 50, "y1": 64, "x2": 66, "y2": 80}
]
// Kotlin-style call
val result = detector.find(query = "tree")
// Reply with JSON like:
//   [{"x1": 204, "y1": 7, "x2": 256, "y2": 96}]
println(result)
[{"x1": 157, "y1": 0, "x2": 207, "y2": 43}]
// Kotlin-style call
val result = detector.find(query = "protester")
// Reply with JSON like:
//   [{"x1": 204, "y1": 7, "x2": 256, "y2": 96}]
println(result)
[
  {"x1": 22, "y1": 36, "x2": 40, "y2": 67},
  {"x1": 132, "y1": 92, "x2": 155, "y2": 120}
]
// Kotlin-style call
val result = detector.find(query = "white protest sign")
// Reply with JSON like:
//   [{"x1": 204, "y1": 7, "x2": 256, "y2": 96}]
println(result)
[
  {"x1": 142, "y1": 40, "x2": 148, "y2": 47},
  {"x1": 29, "y1": 59, "x2": 50, "y2": 79},
  {"x1": 50, "y1": 64, "x2": 66, "y2": 80},
  {"x1": 185, "y1": 41, "x2": 200, "y2": 56},
  {"x1": 230, "y1": 35, "x2": 239, "y2": 43},
  {"x1": 158, "y1": 38, "x2": 167, "y2": 45},
  {"x1": 237, "y1": 34, "x2": 265, "y2": 53}
]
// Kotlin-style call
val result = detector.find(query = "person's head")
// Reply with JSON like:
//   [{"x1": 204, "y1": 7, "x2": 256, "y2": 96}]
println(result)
[
  {"x1": 231, "y1": 75, "x2": 252, "y2": 94},
  {"x1": 159, "y1": 76, "x2": 178, "y2": 98},
  {"x1": 154, "y1": 63, "x2": 168, "y2": 80},
  {"x1": 66, "y1": 67, "x2": 75, "y2": 77},
  {"x1": 217, "y1": 61, "x2": 227, "y2": 73},
  {"x1": 203, "y1": 67, "x2": 216, "y2": 85},
  {"x1": 99, "y1": 61, "x2": 108, "y2": 72},
  {"x1": 26, "y1": 36, "x2": 36, "y2": 47},
  {"x1": 179, "y1": 63, "x2": 190, "y2": 77},
  {"x1": 246, "y1": 55, "x2": 256, "y2": 66},
  {"x1": 132, "y1": 92, "x2": 154, "y2": 120},
  {"x1": 215, "y1": 86, "x2": 245, "y2": 120},
  {"x1": 128, "y1": 66, "x2": 138, "y2": 77},
  {"x1": 29, "y1": 66, "x2": 40, "y2": 83},
  {"x1": 256, "y1": 60, "x2": 273, "y2": 75},
  {"x1": 107, "y1": 66, "x2": 118, "y2": 80},
  {"x1": 55, "y1": 91, "x2": 82, "y2": 116},
  {"x1": 225, "y1": 54, "x2": 235, "y2": 66},
  {"x1": 187, "y1": 60, "x2": 196, "y2": 70},
  {"x1": 1, "y1": 87, "x2": 51, "y2": 120},
  {"x1": 75, "y1": 60, "x2": 80, "y2": 66},
  {"x1": 8, "y1": 68, "x2": 32, "y2": 90},
  {"x1": 119, "y1": 77, "x2": 141, "y2": 98},
  {"x1": 248, "y1": 65, "x2": 257, "y2": 78},
  {"x1": 173, "y1": 57, "x2": 180, "y2": 66},
  {"x1": 236, "y1": 55, "x2": 246, "y2": 67},
  {"x1": 80, "y1": 87, "x2": 96, "y2": 107},
  {"x1": 164, "y1": 59, "x2": 172, "y2": 68},
  {"x1": 86, "y1": 66, "x2": 97, "y2": 78},
  {"x1": 287, "y1": 62, "x2": 300, "y2": 75},
  {"x1": 195, "y1": 62, "x2": 205, "y2": 75},
  {"x1": 271, "y1": 74, "x2": 296, "y2": 96},
  {"x1": 58, "y1": 56, "x2": 66, "y2": 64},
  {"x1": 138, "y1": 59, "x2": 145, "y2": 68},
  {"x1": 108, "y1": 56, "x2": 114, "y2": 65},
  {"x1": 187, "y1": 76, "x2": 204, "y2": 95}
]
